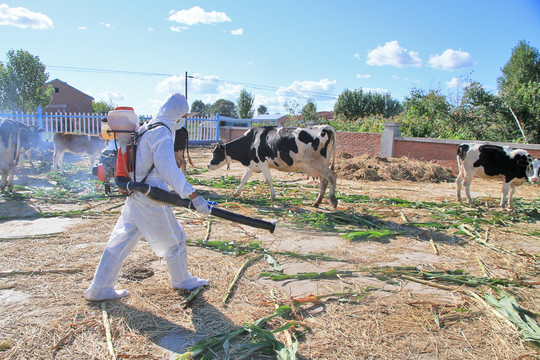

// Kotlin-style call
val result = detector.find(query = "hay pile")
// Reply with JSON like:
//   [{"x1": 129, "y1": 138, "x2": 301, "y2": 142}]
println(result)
[{"x1": 335, "y1": 153, "x2": 456, "y2": 183}]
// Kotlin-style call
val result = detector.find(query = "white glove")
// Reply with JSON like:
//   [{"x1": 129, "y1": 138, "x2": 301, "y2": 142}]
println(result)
[{"x1": 192, "y1": 195, "x2": 211, "y2": 215}]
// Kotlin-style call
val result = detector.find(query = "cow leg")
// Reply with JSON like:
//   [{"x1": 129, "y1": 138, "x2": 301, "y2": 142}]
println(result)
[
  {"x1": 313, "y1": 168, "x2": 338, "y2": 208},
  {"x1": 186, "y1": 150, "x2": 194, "y2": 168},
  {"x1": 233, "y1": 168, "x2": 253, "y2": 197},
  {"x1": 0, "y1": 169, "x2": 7, "y2": 191},
  {"x1": 507, "y1": 183, "x2": 516, "y2": 209},
  {"x1": 500, "y1": 182, "x2": 513, "y2": 210},
  {"x1": 25, "y1": 150, "x2": 32, "y2": 168},
  {"x1": 313, "y1": 178, "x2": 328, "y2": 208},
  {"x1": 455, "y1": 169, "x2": 464, "y2": 202},
  {"x1": 175, "y1": 150, "x2": 187, "y2": 174},
  {"x1": 463, "y1": 174, "x2": 474, "y2": 206},
  {"x1": 7, "y1": 168, "x2": 14, "y2": 191},
  {"x1": 258, "y1": 165, "x2": 276, "y2": 199},
  {"x1": 53, "y1": 150, "x2": 60, "y2": 172},
  {"x1": 180, "y1": 158, "x2": 187, "y2": 175}
]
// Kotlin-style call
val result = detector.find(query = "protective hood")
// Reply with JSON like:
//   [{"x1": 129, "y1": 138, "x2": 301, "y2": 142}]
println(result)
[{"x1": 150, "y1": 93, "x2": 189, "y2": 131}]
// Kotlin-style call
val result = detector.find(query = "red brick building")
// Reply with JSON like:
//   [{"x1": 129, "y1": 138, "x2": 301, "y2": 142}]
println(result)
[{"x1": 44, "y1": 79, "x2": 93, "y2": 113}]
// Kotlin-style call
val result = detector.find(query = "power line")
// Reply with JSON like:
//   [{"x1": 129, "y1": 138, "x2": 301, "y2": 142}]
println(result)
[
  {"x1": 46, "y1": 64, "x2": 340, "y2": 100},
  {"x1": 47, "y1": 65, "x2": 173, "y2": 77}
]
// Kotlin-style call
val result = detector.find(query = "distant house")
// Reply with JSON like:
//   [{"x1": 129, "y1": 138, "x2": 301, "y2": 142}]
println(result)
[
  {"x1": 317, "y1": 111, "x2": 334, "y2": 120},
  {"x1": 252, "y1": 114, "x2": 287, "y2": 125},
  {"x1": 45, "y1": 79, "x2": 94, "y2": 113}
]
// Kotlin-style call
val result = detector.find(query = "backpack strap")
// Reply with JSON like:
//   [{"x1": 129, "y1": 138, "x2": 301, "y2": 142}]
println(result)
[{"x1": 132, "y1": 122, "x2": 172, "y2": 184}]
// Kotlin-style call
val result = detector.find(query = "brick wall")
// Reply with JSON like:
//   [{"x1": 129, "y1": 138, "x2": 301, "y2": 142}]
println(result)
[
  {"x1": 395, "y1": 139, "x2": 458, "y2": 170},
  {"x1": 336, "y1": 131, "x2": 381, "y2": 157},
  {"x1": 45, "y1": 79, "x2": 93, "y2": 113}
]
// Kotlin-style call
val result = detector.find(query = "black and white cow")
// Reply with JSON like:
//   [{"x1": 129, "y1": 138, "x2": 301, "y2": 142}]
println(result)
[
  {"x1": 0, "y1": 119, "x2": 21, "y2": 191},
  {"x1": 174, "y1": 127, "x2": 193, "y2": 175},
  {"x1": 456, "y1": 143, "x2": 540, "y2": 209},
  {"x1": 53, "y1": 133, "x2": 106, "y2": 172},
  {"x1": 0, "y1": 119, "x2": 45, "y2": 191},
  {"x1": 208, "y1": 125, "x2": 338, "y2": 208}
]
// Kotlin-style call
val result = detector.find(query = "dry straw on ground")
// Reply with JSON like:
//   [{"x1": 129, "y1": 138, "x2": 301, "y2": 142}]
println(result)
[{"x1": 1, "y1": 148, "x2": 539, "y2": 359}]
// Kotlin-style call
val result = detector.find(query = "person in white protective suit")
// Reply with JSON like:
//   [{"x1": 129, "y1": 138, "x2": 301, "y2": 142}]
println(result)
[{"x1": 84, "y1": 93, "x2": 211, "y2": 301}]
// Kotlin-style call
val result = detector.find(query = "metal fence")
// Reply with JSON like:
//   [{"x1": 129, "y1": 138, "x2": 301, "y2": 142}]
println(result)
[{"x1": 0, "y1": 107, "x2": 219, "y2": 144}]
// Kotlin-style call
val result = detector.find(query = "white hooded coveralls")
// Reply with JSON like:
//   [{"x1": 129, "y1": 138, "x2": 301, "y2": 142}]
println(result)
[{"x1": 85, "y1": 93, "x2": 207, "y2": 301}]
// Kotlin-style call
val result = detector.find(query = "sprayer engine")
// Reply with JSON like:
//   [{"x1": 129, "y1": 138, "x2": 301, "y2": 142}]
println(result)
[{"x1": 92, "y1": 149, "x2": 118, "y2": 195}]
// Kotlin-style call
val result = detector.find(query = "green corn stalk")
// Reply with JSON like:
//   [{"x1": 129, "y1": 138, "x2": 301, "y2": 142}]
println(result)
[
  {"x1": 484, "y1": 289, "x2": 540, "y2": 347},
  {"x1": 187, "y1": 239, "x2": 345, "y2": 262},
  {"x1": 260, "y1": 269, "x2": 355, "y2": 281},
  {"x1": 341, "y1": 229, "x2": 404, "y2": 241},
  {"x1": 178, "y1": 305, "x2": 296, "y2": 360}
]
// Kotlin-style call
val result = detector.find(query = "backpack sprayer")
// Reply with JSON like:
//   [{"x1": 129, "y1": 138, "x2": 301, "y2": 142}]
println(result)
[
  {"x1": 101, "y1": 106, "x2": 276, "y2": 233},
  {"x1": 93, "y1": 118, "x2": 118, "y2": 195}
]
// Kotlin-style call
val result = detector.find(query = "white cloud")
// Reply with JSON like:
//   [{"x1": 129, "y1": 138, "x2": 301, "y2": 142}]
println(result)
[
  {"x1": 100, "y1": 22, "x2": 111, "y2": 28},
  {"x1": 367, "y1": 40, "x2": 421, "y2": 68},
  {"x1": 147, "y1": 27, "x2": 155, "y2": 32},
  {"x1": 276, "y1": 78, "x2": 337, "y2": 102},
  {"x1": 0, "y1": 4, "x2": 53, "y2": 29},
  {"x1": 156, "y1": 75, "x2": 188, "y2": 94},
  {"x1": 100, "y1": 90, "x2": 125, "y2": 104},
  {"x1": 446, "y1": 77, "x2": 471, "y2": 89},
  {"x1": 354, "y1": 53, "x2": 361, "y2": 60},
  {"x1": 168, "y1": 6, "x2": 231, "y2": 26},
  {"x1": 253, "y1": 94, "x2": 282, "y2": 114},
  {"x1": 156, "y1": 73, "x2": 243, "y2": 105},
  {"x1": 428, "y1": 49, "x2": 473, "y2": 71},
  {"x1": 78, "y1": 26, "x2": 87, "y2": 31},
  {"x1": 231, "y1": 28, "x2": 243, "y2": 35},
  {"x1": 356, "y1": 74, "x2": 371, "y2": 79},
  {"x1": 157, "y1": 75, "x2": 338, "y2": 116}
]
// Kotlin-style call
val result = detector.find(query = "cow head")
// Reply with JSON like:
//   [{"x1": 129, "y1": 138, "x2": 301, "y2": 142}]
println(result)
[
  {"x1": 528, "y1": 157, "x2": 540, "y2": 183},
  {"x1": 521, "y1": 154, "x2": 540, "y2": 183},
  {"x1": 207, "y1": 141, "x2": 228, "y2": 170},
  {"x1": 18, "y1": 124, "x2": 45, "y2": 150}
]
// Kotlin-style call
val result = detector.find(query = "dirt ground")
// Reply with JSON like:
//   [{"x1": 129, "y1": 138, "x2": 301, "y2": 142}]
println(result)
[{"x1": 0, "y1": 146, "x2": 539, "y2": 359}]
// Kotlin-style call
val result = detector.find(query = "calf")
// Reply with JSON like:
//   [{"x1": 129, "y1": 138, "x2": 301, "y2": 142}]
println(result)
[
  {"x1": 456, "y1": 143, "x2": 540, "y2": 209},
  {"x1": 174, "y1": 127, "x2": 193, "y2": 175},
  {"x1": 208, "y1": 125, "x2": 338, "y2": 208},
  {"x1": 0, "y1": 119, "x2": 21, "y2": 191},
  {"x1": 53, "y1": 133, "x2": 106, "y2": 172},
  {"x1": 17, "y1": 122, "x2": 45, "y2": 169}
]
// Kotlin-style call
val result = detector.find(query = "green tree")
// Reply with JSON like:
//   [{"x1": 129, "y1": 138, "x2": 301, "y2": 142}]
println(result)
[
  {"x1": 191, "y1": 99, "x2": 211, "y2": 117},
  {"x1": 211, "y1": 99, "x2": 238, "y2": 118},
  {"x1": 257, "y1": 105, "x2": 268, "y2": 115},
  {"x1": 455, "y1": 81, "x2": 516, "y2": 141},
  {"x1": 92, "y1": 100, "x2": 116, "y2": 114},
  {"x1": 497, "y1": 40, "x2": 540, "y2": 142},
  {"x1": 302, "y1": 99, "x2": 319, "y2": 123},
  {"x1": 237, "y1": 89, "x2": 254, "y2": 119},
  {"x1": 333, "y1": 89, "x2": 402, "y2": 120},
  {"x1": 398, "y1": 88, "x2": 453, "y2": 138},
  {"x1": 0, "y1": 49, "x2": 52, "y2": 112}
]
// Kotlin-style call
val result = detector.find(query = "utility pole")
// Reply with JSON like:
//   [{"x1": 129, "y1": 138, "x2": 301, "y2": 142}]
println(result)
[{"x1": 185, "y1": 71, "x2": 194, "y2": 101}]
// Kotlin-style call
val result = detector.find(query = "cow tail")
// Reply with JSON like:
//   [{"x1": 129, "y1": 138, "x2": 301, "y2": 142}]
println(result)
[
  {"x1": 12, "y1": 123, "x2": 21, "y2": 166},
  {"x1": 456, "y1": 144, "x2": 469, "y2": 176},
  {"x1": 330, "y1": 127, "x2": 336, "y2": 171},
  {"x1": 185, "y1": 129, "x2": 194, "y2": 168}
]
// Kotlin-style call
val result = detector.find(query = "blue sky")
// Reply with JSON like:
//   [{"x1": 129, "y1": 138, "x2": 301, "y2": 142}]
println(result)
[{"x1": 1, "y1": 1, "x2": 539, "y2": 117}]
